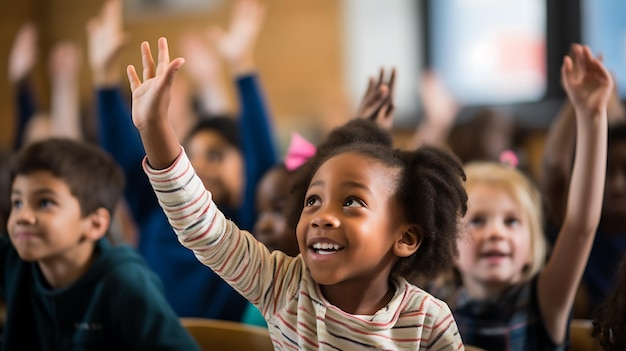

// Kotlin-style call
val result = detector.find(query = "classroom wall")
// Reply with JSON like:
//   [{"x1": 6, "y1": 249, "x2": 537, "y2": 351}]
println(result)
[{"x1": 0, "y1": 0, "x2": 347, "y2": 151}]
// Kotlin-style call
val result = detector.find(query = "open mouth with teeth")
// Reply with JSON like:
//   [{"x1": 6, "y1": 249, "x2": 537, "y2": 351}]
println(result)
[
  {"x1": 311, "y1": 242, "x2": 345, "y2": 255},
  {"x1": 480, "y1": 251, "x2": 510, "y2": 261}
]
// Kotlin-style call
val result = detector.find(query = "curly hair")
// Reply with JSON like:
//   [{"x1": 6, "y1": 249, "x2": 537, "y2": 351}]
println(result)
[
  {"x1": 592, "y1": 253, "x2": 626, "y2": 350},
  {"x1": 286, "y1": 119, "x2": 467, "y2": 278}
]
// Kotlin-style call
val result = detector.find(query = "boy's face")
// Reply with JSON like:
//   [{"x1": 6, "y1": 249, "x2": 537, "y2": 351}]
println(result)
[
  {"x1": 8, "y1": 171, "x2": 95, "y2": 264},
  {"x1": 603, "y1": 140, "x2": 626, "y2": 231},
  {"x1": 186, "y1": 130, "x2": 244, "y2": 208},
  {"x1": 456, "y1": 184, "x2": 531, "y2": 295},
  {"x1": 296, "y1": 152, "x2": 405, "y2": 288},
  {"x1": 254, "y1": 167, "x2": 299, "y2": 257}
]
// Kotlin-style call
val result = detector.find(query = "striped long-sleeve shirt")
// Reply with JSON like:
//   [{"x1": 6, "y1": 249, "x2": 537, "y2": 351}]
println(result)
[{"x1": 144, "y1": 147, "x2": 465, "y2": 351}]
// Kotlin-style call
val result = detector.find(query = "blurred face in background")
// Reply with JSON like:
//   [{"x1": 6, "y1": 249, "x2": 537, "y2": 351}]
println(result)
[
  {"x1": 186, "y1": 130, "x2": 244, "y2": 208},
  {"x1": 254, "y1": 166, "x2": 299, "y2": 257}
]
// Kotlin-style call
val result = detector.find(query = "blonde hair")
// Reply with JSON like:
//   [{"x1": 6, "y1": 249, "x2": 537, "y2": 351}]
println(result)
[{"x1": 463, "y1": 161, "x2": 548, "y2": 282}]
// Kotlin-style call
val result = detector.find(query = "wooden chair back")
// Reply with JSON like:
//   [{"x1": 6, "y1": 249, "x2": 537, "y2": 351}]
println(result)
[
  {"x1": 569, "y1": 319, "x2": 602, "y2": 351},
  {"x1": 180, "y1": 317, "x2": 274, "y2": 351}
]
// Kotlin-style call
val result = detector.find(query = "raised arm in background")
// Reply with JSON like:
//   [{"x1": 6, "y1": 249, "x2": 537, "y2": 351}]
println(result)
[
  {"x1": 537, "y1": 43, "x2": 611, "y2": 344},
  {"x1": 178, "y1": 32, "x2": 231, "y2": 116},
  {"x1": 542, "y1": 59, "x2": 625, "y2": 232},
  {"x1": 8, "y1": 22, "x2": 40, "y2": 150},
  {"x1": 408, "y1": 70, "x2": 460, "y2": 149},
  {"x1": 49, "y1": 41, "x2": 82, "y2": 140}
]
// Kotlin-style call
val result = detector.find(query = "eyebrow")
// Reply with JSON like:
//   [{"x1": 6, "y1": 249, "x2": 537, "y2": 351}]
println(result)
[
  {"x1": 11, "y1": 188, "x2": 58, "y2": 196},
  {"x1": 308, "y1": 179, "x2": 373, "y2": 195}
]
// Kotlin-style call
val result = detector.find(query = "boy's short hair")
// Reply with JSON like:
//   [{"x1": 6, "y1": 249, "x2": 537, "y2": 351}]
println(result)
[{"x1": 10, "y1": 138, "x2": 125, "y2": 220}]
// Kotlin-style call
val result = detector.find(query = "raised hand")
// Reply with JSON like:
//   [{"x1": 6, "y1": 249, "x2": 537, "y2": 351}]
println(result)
[
  {"x1": 354, "y1": 67, "x2": 396, "y2": 131},
  {"x1": 127, "y1": 37, "x2": 185, "y2": 169},
  {"x1": 208, "y1": 0, "x2": 266, "y2": 75},
  {"x1": 8, "y1": 22, "x2": 38, "y2": 84},
  {"x1": 178, "y1": 32, "x2": 230, "y2": 114},
  {"x1": 49, "y1": 41, "x2": 82, "y2": 139},
  {"x1": 419, "y1": 70, "x2": 459, "y2": 135},
  {"x1": 49, "y1": 41, "x2": 81, "y2": 86},
  {"x1": 179, "y1": 32, "x2": 223, "y2": 86},
  {"x1": 561, "y1": 44, "x2": 613, "y2": 117},
  {"x1": 127, "y1": 37, "x2": 185, "y2": 132},
  {"x1": 86, "y1": 0, "x2": 129, "y2": 86}
]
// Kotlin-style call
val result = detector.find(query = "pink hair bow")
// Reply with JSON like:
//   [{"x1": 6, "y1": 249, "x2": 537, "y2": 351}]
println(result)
[
  {"x1": 284, "y1": 132, "x2": 316, "y2": 171},
  {"x1": 499, "y1": 150, "x2": 519, "y2": 168}
]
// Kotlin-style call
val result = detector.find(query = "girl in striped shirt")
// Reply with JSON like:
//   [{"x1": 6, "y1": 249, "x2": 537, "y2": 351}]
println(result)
[{"x1": 126, "y1": 37, "x2": 468, "y2": 350}]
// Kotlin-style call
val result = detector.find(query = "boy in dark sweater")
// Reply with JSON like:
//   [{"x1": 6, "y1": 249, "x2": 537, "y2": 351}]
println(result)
[{"x1": 0, "y1": 138, "x2": 199, "y2": 351}]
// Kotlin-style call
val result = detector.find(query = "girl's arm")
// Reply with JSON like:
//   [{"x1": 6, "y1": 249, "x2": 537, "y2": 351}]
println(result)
[
  {"x1": 538, "y1": 44, "x2": 611, "y2": 343},
  {"x1": 128, "y1": 39, "x2": 301, "y2": 314}
]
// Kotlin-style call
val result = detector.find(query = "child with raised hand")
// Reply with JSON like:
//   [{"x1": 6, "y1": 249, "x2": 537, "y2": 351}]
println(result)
[
  {"x1": 542, "y1": 55, "x2": 626, "y2": 318},
  {"x1": 8, "y1": 22, "x2": 84, "y2": 147},
  {"x1": 8, "y1": 21, "x2": 40, "y2": 149},
  {"x1": 1, "y1": 138, "x2": 199, "y2": 350},
  {"x1": 449, "y1": 44, "x2": 611, "y2": 350},
  {"x1": 88, "y1": 0, "x2": 277, "y2": 321},
  {"x1": 127, "y1": 37, "x2": 467, "y2": 350}
]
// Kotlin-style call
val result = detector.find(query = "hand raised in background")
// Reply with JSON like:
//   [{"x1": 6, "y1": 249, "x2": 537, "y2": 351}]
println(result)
[
  {"x1": 49, "y1": 41, "x2": 82, "y2": 140},
  {"x1": 178, "y1": 32, "x2": 230, "y2": 115},
  {"x1": 354, "y1": 67, "x2": 396, "y2": 131},
  {"x1": 179, "y1": 32, "x2": 224, "y2": 87},
  {"x1": 407, "y1": 70, "x2": 460, "y2": 149},
  {"x1": 208, "y1": 0, "x2": 267, "y2": 75},
  {"x1": 49, "y1": 41, "x2": 81, "y2": 86},
  {"x1": 87, "y1": 0, "x2": 129, "y2": 87},
  {"x1": 561, "y1": 44, "x2": 613, "y2": 118},
  {"x1": 8, "y1": 22, "x2": 38, "y2": 84},
  {"x1": 419, "y1": 70, "x2": 459, "y2": 135}
]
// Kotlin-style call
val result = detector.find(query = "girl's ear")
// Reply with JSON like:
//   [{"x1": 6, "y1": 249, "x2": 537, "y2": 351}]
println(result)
[
  {"x1": 394, "y1": 224, "x2": 423, "y2": 257},
  {"x1": 83, "y1": 207, "x2": 111, "y2": 242}
]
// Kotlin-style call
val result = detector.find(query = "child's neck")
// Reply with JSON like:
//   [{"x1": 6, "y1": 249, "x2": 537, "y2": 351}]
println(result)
[
  {"x1": 320, "y1": 279, "x2": 395, "y2": 315},
  {"x1": 38, "y1": 244, "x2": 97, "y2": 289}
]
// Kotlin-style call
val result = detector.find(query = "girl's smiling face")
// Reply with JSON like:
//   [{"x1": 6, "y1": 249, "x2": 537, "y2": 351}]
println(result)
[
  {"x1": 296, "y1": 151, "x2": 410, "y2": 288},
  {"x1": 456, "y1": 183, "x2": 532, "y2": 297}
]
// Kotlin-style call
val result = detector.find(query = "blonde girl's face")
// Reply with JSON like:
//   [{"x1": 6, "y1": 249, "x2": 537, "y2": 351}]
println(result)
[{"x1": 456, "y1": 183, "x2": 532, "y2": 292}]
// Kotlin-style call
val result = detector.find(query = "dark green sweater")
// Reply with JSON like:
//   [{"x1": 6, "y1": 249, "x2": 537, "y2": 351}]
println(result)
[{"x1": 0, "y1": 237, "x2": 199, "y2": 350}]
